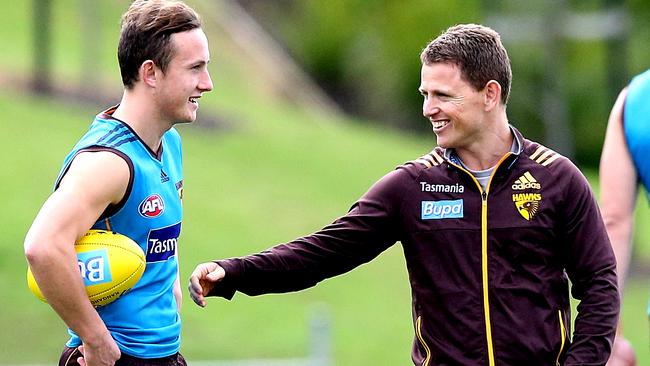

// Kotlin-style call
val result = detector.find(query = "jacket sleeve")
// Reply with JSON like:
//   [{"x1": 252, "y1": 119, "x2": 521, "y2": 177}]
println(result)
[
  {"x1": 207, "y1": 168, "x2": 409, "y2": 299},
  {"x1": 561, "y1": 164, "x2": 619, "y2": 365}
]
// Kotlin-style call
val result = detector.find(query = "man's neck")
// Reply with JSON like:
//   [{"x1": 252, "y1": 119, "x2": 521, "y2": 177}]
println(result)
[
  {"x1": 112, "y1": 91, "x2": 170, "y2": 153},
  {"x1": 454, "y1": 123, "x2": 514, "y2": 171}
]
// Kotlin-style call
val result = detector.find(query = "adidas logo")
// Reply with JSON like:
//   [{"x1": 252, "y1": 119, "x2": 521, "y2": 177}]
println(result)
[
  {"x1": 160, "y1": 169, "x2": 170, "y2": 183},
  {"x1": 512, "y1": 174, "x2": 542, "y2": 220},
  {"x1": 512, "y1": 171, "x2": 541, "y2": 190}
]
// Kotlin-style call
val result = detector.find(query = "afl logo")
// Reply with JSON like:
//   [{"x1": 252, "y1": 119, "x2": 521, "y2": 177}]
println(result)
[{"x1": 139, "y1": 194, "x2": 165, "y2": 218}]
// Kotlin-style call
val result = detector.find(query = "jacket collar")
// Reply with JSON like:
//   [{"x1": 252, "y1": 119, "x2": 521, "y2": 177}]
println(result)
[{"x1": 442, "y1": 124, "x2": 524, "y2": 165}]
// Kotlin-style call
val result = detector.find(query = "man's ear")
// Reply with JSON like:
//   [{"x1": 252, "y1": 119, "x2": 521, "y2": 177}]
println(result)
[
  {"x1": 140, "y1": 60, "x2": 157, "y2": 87},
  {"x1": 484, "y1": 80, "x2": 502, "y2": 111}
]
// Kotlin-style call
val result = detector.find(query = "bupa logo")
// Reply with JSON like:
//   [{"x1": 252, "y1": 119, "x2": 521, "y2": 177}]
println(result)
[
  {"x1": 139, "y1": 194, "x2": 165, "y2": 218},
  {"x1": 77, "y1": 249, "x2": 112, "y2": 286},
  {"x1": 421, "y1": 199, "x2": 464, "y2": 220}
]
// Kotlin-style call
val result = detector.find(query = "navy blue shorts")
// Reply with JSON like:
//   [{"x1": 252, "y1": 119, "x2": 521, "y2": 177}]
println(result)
[{"x1": 59, "y1": 346, "x2": 187, "y2": 366}]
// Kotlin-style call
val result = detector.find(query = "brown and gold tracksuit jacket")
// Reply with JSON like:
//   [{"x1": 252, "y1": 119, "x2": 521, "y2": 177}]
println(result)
[{"x1": 208, "y1": 127, "x2": 619, "y2": 366}]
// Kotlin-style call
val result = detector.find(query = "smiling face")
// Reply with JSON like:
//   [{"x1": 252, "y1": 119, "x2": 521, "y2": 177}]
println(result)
[
  {"x1": 154, "y1": 27, "x2": 213, "y2": 125},
  {"x1": 419, "y1": 62, "x2": 489, "y2": 151}
]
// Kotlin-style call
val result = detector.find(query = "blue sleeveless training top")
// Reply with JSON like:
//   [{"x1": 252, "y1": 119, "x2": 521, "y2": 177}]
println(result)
[
  {"x1": 624, "y1": 69, "x2": 650, "y2": 316},
  {"x1": 624, "y1": 69, "x2": 650, "y2": 194},
  {"x1": 56, "y1": 107, "x2": 183, "y2": 358}
]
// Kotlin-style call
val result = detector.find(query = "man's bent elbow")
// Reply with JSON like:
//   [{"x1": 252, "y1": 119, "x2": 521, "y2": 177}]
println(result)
[
  {"x1": 24, "y1": 232, "x2": 54, "y2": 267},
  {"x1": 602, "y1": 213, "x2": 632, "y2": 233}
]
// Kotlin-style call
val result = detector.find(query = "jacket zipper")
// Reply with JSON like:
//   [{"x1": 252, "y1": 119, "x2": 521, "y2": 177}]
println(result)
[
  {"x1": 556, "y1": 310, "x2": 567, "y2": 366},
  {"x1": 480, "y1": 188, "x2": 495, "y2": 366},
  {"x1": 448, "y1": 152, "x2": 512, "y2": 366},
  {"x1": 415, "y1": 316, "x2": 432, "y2": 366}
]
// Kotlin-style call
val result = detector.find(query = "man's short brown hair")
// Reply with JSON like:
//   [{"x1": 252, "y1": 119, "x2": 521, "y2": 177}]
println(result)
[
  {"x1": 118, "y1": 0, "x2": 201, "y2": 89},
  {"x1": 420, "y1": 24, "x2": 512, "y2": 105}
]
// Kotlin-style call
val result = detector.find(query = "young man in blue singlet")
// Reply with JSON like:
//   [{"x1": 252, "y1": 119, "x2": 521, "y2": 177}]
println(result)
[
  {"x1": 23, "y1": 1, "x2": 213, "y2": 365},
  {"x1": 599, "y1": 71, "x2": 650, "y2": 366}
]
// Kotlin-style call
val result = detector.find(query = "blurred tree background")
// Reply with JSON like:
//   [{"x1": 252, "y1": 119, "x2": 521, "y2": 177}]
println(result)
[{"x1": 238, "y1": 0, "x2": 650, "y2": 168}]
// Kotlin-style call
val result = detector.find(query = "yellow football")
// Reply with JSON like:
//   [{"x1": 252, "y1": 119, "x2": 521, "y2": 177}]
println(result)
[{"x1": 27, "y1": 230, "x2": 146, "y2": 307}]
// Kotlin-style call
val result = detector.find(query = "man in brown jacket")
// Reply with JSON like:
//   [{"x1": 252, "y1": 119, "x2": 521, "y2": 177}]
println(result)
[{"x1": 189, "y1": 24, "x2": 618, "y2": 365}]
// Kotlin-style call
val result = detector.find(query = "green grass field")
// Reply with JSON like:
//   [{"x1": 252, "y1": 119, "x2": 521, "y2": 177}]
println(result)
[
  {"x1": 0, "y1": 90, "x2": 426, "y2": 364},
  {"x1": 3, "y1": 91, "x2": 650, "y2": 365},
  {"x1": 2, "y1": 0, "x2": 650, "y2": 364}
]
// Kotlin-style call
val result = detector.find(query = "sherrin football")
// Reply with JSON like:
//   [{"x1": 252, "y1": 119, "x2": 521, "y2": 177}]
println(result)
[{"x1": 27, "y1": 230, "x2": 146, "y2": 307}]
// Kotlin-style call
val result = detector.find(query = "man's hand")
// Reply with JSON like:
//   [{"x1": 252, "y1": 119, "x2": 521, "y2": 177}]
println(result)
[
  {"x1": 188, "y1": 262, "x2": 225, "y2": 307},
  {"x1": 607, "y1": 336, "x2": 637, "y2": 366},
  {"x1": 76, "y1": 336, "x2": 121, "y2": 366}
]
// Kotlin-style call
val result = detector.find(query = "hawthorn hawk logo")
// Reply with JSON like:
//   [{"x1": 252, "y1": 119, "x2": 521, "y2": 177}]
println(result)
[{"x1": 511, "y1": 172, "x2": 542, "y2": 221}]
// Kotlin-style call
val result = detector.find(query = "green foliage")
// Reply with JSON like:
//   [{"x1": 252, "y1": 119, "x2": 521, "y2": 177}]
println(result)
[
  {"x1": 246, "y1": 0, "x2": 650, "y2": 168},
  {"x1": 0, "y1": 0, "x2": 125, "y2": 81},
  {"x1": 253, "y1": 0, "x2": 480, "y2": 131},
  {"x1": 0, "y1": 1, "x2": 31, "y2": 72}
]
